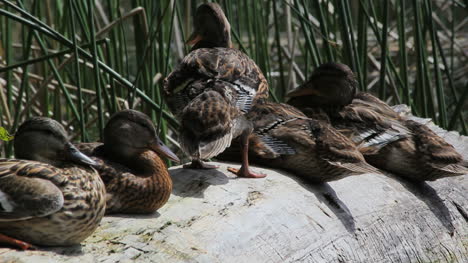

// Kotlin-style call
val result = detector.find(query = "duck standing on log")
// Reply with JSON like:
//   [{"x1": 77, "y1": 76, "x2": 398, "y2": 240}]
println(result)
[
  {"x1": 287, "y1": 62, "x2": 468, "y2": 181},
  {"x1": 0, "y1": 117, "x2": 106, "y2": 249},
  {"x1": 164, "y1": 3, "x2": 269, "y2": 178},
  {"x1": 76, "y1": 110, "x2": 180, "y2": 214}
]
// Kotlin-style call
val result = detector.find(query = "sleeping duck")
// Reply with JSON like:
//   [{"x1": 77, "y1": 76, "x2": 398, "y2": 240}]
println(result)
[
  {"x1": 76, "y1": 110, "x2": 179, "y2": 214},
  {"x1": 287, "y1": 62, "x2": 468, "y2": 181},
  {"x1": 164, "y1": 3, "x2": 268, "y2": 178},
  {"x1": 0, "y1": 117, "x2": 105, "y2": 249},
  {"x1": 219, "y1": 100, "x2": 379, "y2": 182}
]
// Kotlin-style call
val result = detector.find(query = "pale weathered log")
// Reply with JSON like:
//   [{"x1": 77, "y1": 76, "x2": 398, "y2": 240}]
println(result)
[{"x1": 0, "y1": 117, "x2": 467, "y2": 263}]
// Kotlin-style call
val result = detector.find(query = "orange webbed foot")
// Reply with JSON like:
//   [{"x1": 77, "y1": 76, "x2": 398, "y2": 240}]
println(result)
[{"x1": 227, "y1": 167, "x2": 267, "y2": 178}]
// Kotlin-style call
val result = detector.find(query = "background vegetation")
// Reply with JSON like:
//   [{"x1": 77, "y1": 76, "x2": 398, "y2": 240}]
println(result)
[{"x1": 0, "y1": 0, "x2": 467, "y2": 161}]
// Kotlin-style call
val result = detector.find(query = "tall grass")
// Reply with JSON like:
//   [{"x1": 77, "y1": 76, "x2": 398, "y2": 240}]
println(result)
[{"x1": 0, "y1": 0, "x2": 467, "y2": 160}]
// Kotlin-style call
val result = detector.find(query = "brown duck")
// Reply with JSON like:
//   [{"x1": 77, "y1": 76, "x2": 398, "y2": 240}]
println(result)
[
  {"x1": 164, "y1": 3, "x2": 268, "y2": 178},
  {"x1": 219, "y1": 100, "x2": 379, "y2": 182},
  {"x1": 76, "y1": 110, "x2": 179, "y2": 214},
  {"x1": 287, "y1": 62, "x2": 468, "y2": 181},
  {"x1": 0, "y1": 117, "x2": 106, "y2": 249}
]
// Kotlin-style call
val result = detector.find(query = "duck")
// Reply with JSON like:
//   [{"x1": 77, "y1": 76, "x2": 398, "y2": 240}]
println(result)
[
  {"x1": 218, "y1": 100, "x2": 379, "y2": 182},
  {"x1": 0, "y1": 117, "x2": 106, "y2": 249},
  {"x1": 287, "y1": 62, "x2": 468, "y2": 181},
  {"x1": 75, "y1": 110, "x2": 180, "y2": 214},
  {"x1": 164, "y1": 3, "x2": 268, "y2": 178}
]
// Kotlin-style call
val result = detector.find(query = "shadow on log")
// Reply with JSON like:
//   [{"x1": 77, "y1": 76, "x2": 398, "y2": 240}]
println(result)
[{"x1": 0, "y1": 118, "x2": 467, "y2": 263}]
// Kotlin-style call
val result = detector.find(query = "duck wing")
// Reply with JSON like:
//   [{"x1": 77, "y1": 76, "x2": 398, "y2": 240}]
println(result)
[
  {"x1": 251, "y1": 106, "x2": 379, "y2": 174},
  {"x1": 353, "y1": 92, "x2": 401, "y2": 119},
  {"x1": 338, "y1": 103, "x2": 409, "y2": 153},
  {"x1": 308, "y1": 120, "x2": 377, "y2": 173},
  {"x1": 180, "y1": 90, "x2": 240, "y2": 160},
  {"x1": 164, "y1": 48, "x2": 268, "y2": 116},
  {"x1": 244, "y1": 101, "x2": 308, "y2": 157},
  {"x1": 0, "y1": 159, "x2": 65, "y2": 221},
  {"x1": 406, "y1": 120, "x2": 464, "y2": 165}
]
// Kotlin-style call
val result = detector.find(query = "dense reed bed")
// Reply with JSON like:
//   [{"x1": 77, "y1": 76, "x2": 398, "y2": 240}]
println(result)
[{"x1": 0, "y1": 0, "x2": 467, "y2": 163}]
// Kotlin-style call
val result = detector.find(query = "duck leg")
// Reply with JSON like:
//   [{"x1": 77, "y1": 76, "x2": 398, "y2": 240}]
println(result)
[
  {"x1": 228, "y1": 127, "x2": 266, "y2": 178},
  {"x1": 184, "y1": 159, "x2": 219, "y2": 169},
  {"x1": 0, "y1": 233, "x2": 34, "y2": 250}
]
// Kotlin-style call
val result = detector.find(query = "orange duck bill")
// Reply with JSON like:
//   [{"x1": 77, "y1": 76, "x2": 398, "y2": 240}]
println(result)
[{"x1": 148, "y1": 138, "x2": 180, "y2": 163}]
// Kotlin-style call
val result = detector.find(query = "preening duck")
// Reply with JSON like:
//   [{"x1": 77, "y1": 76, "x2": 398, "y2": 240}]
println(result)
[{"x1": 164, "y1": 3, "x2": 268, "y2": 178}]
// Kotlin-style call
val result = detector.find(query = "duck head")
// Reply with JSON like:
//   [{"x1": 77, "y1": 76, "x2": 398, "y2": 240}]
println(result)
[
  {"x1": 103, "y1": 110, "x2": 180, "y2": 163},
  {"x1": 287, "y1": 62, "x2": 357, "y2": 108},
  {"x1": 187, "y1": 3, "x2": 232, "y2": 50},
  {"x1": 14, "y1": 117, "x2": 97, "y2": 167}
]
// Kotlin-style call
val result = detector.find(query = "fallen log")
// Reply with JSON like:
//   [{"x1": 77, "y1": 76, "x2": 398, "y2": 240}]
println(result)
[{"x1": 1, "y1": 116, "x2": 467, "y2": 263}]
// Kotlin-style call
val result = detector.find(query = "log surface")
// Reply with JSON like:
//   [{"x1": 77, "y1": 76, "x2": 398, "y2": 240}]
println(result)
[{"x1": 1, "y1": 116, "x2": 467, "y2": 263}]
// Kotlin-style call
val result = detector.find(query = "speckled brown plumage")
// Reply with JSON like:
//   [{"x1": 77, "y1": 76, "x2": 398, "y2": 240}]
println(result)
[
  {"x1": 219, "y1": 100, "x2": 379, "y2": 182},
  {"x1": 365, "y1": 119, "x2": 468, "y2": 180},
  {"x1": 76, "y1": 110, "x2": 178, "y2": 214},
  {"x1": 165, "y1": 48, "x2": 268, "y2": 118},
  {"x1": 163, "y1": 3, "x2": 268, "y2": 177},
  {"x1": 0, "y1": 117, "x2": 106, "y2": 248},
  {"x1": 287, "y1": 62, "x2": 468, "y2": 180}
]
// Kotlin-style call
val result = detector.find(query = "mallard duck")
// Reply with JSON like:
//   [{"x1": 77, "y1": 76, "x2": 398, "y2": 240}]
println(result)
[
  {"x1": 287, "y1": 62, "x2": 468, "y2": 180},
  {"x1": 0, "y1": 117, "x2": 106, "y2": 249},
  {"x1": 75, "y1": 110, "x2": 179, "y2": 214},
  {"x1": 218, "y1": 100, "x2": 379, "y2": 182},
  {"x1": 164, "y1": 3, "x2": 268, "y2": 178}
]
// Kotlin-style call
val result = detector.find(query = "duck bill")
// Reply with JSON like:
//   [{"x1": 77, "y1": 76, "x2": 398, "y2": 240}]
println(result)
[
  {"x1": 286, "y1": 85, "x2": 320, "y2": 98},
  {"x1": 65, "y1": 143, "x2": 98, "y2": 166},
  {"x1": 149, "y1": 138, "x2": 180, "y2": 163},
  {"x1": 187, "y1": 31, "x2": 203, "y2": 46}
]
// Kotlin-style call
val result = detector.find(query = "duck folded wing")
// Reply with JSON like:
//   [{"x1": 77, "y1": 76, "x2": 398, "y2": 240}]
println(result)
[
  {"x1": 180, "y1": 90, "x2": 238, "y2": 160},
  {"x1": 308, "y1": 120, "x2": 379, "y2": 174},
  {"x1": 407, "y1": 120, "x2": 463, "y2": 164},
  {"x1": 340, "y1": 104, "x2": 409, "y2": 151},
  {"x1": 164, "y1": 48, "x2": 268, "y2": 113},
  {"x1": 353, "y1": 92, "x2": 401, "y2": 119},
  {"x1": 0, "y1": 160, "x2": 64, "y2": 221}
]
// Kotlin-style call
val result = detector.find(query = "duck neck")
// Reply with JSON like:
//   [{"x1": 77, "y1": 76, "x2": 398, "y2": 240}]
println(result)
[
  {"x1": 102, "y1": 147, "x2": 169, "y2": 179},
  {"x1": 190, "y1": 38, "x2": 231, "y2": 51},
  {"x1": 136, "y1": 150, "x2": 169, "y2": 176},
  {"x1": 288, "y1": 96, "x2": 344, "y2": 115},
  {"x1": 101, "y1": 146, "x2": 173, "y2": 213}
]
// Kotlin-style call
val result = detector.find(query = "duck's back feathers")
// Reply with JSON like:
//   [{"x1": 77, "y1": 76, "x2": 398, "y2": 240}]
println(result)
[
  {"x1": 218, "y1": 101, "x2": 380, "y2": 181},
  {"x1": 164, "y1": 48, "x2": 268, "y2": 116},
  {"x1": 338, "y1": 103, "x2": 409, "y2": 151},
  {"x1": 353, "y1": 92, "x2": 400, "y2": 119},
  {"x1": 0, "y1": 160, "x2": 64, "y2": 221},
  {"x1": 406, "y1": 120, "x2": 466, "y2": 170},
  {"x1": 180, "y1": 90, "x2": 239, "y2": 160},
  {"x1": 168, "y1": 48, "x2": 268, "y2": 93},
  {"x1": 308, "y1": 120, "x2": 379, "y2": 175}
]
